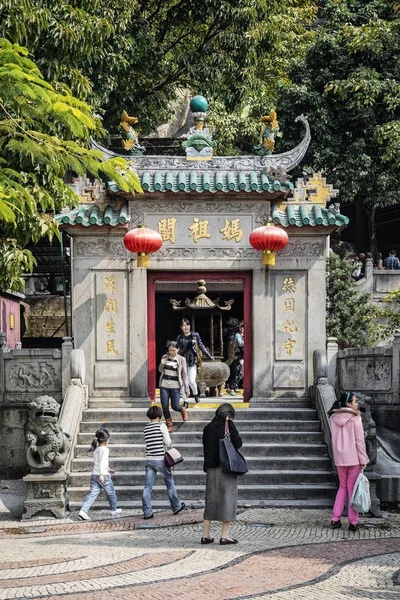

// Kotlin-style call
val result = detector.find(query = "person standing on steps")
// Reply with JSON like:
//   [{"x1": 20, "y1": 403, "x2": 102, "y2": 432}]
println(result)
[
  {"x1": 142, "y1": 405, "x2": 186, "y2": 519},
  {"x1": 176, "y1": 318, "x2": 214, "y2": 406},
  {"x1": 226, "y1": 321, "x2": 244, "y2": 397},
  {"x1": 159, "y1": 340, "x2": 189, "y2": 433},
  {"x1": 329, "y1": 392, "x2": 369, "y2": 532},
  {"x1": 79, "y1": 428, "x2": 123, "y2": 521},
  {"x1": 201, "y1": 403, "x2": 242, "y2": 545}
]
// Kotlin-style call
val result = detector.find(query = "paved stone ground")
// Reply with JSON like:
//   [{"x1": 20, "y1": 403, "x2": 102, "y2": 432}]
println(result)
[{"x1": 0, "y1": 484, "x2": 399, "y2": 600}]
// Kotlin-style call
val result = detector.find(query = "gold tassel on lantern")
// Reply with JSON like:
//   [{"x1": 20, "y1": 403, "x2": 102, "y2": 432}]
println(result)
[
  {"x1": 137, "y1": 253, "x2": 150, "y2": 268},
  {"x1": 262, "y1": 250, "x2": 276, "y2": 266}
]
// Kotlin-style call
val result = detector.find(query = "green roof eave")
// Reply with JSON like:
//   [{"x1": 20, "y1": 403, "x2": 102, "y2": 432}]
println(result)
[
  {"x1": 272, "y1": 204, "x2": 349, "y2": 228},
  {"x1": 55, "y1": 202, "x2": 129, "y2": 227}
]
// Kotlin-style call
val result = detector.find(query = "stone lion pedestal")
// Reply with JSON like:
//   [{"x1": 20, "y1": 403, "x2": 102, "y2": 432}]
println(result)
[
  {"x1": 22, "y1": 395, "x2": 71, "y2": 519},
  {"x1": 23, "y1": 471, "x2": 69, "y2": 520}
]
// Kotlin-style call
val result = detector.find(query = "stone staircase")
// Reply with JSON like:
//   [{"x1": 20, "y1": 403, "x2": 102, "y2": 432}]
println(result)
[{"x1": 68, "y1": 397, "x2": 336, "y2": 511}]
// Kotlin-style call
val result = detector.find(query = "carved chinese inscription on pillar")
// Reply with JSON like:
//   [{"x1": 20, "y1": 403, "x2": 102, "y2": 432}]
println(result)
[
  {"x1": 275, "y1": 273, "x2": 305, "y2": 361},
  {"x1": 96, "y1": 272, "x2": 126, "y2": 360}
]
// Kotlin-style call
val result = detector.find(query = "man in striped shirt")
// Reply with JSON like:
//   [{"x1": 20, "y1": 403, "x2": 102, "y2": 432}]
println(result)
[{"x1": 142, "y1": 405, "x2": 185, "y2": 519}]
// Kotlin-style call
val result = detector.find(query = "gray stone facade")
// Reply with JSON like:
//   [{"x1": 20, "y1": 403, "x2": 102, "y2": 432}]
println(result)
[{"x1": 68, "y1": 197, "x2": 331, "y2": 400}]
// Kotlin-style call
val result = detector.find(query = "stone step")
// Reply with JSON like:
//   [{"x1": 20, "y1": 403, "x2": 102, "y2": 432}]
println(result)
[
  {"x1": 69, "y1": 497, "x2": 333, "y2": 510},
  {"x1": 69, "y1": 469, "x2": 334, "y2": 487},
  {"x1": 68, "y1": 483, "x2": 337, "y2": 502},
  {"x1": 72, "y1": 455, "x2": 332, "y2": 471},
  {"x1": 81, "y1": 407, "x2": 318, "y2": 422},
  {"x1": 79, "y1": 419, "x2": 321, "y2": 433},
  {"x1": 77, "y1": 431, "x2": 324, "y2": 445},
  {"x1": 87, "y1": 399, "x2": 311, "y2": 409},
  {"x1": 74, "y1": 442, "x2": 328, "y2": 458}
]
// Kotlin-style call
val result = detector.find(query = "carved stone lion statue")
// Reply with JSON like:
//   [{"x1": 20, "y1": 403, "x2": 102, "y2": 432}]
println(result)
[{"x1": 25, "y1": 395, "x2": 71, "y2": 472}]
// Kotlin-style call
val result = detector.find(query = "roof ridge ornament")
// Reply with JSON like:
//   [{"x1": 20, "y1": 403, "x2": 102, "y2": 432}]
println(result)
[
  {"x1": 89, "y1": 116, "x2": 310, "y2": 172},
  {"x1": 253, "y1": 110, "x2": 282, "y2": 156},
  {"x1": 119, "y1": 110, "x2": 145, "y2": 156},
  {"x1": 181, "y1": 95, "x2": 216, "y2": 161}
]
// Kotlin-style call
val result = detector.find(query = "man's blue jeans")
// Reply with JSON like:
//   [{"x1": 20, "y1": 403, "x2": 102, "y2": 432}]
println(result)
[
  {"x1": 81, "y1": 474, "x2": 117, "y2": 512},
  {"x1": 142, "y1": 459, "x2": 182, "y2": 517},
  {"x1": 160, "y1": 387, "x2": 182, "y2": 420}
]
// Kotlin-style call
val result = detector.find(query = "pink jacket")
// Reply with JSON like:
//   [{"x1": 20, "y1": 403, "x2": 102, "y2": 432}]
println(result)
[{"x1": 330, "y1": 408, "x2": 369, "y2": 467}]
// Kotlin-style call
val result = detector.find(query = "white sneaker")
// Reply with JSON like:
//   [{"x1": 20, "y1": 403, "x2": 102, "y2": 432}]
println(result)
[
  {"x1": 79, "y1": 509, "x2": 90, "y2": 521},
  {"x1": 111, "y1": 508, "x2": 123, "y2": 517}
]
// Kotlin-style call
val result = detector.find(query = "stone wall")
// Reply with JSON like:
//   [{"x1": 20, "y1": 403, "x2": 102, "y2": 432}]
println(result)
[
  {"x1": 336, "y1": 332, "x2": 400, "y2": 409},
  {"x1": 0, "y1": 347, "x2": 62, "y2": 476}
]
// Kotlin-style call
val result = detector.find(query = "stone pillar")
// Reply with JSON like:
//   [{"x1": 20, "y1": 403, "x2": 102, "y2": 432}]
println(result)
[
  {"x1": 61, "y1": 336, "x2": 73, "y2": 398},
  {"x1": 251, "y1": 268, "x2": 272, "y2": 399},
  {"x1": 392, "y1": 331, "x2": 400, "y2": 405},
  {"x1": 363, "y1": 257, "x2": 374, "y2": 293},
  {"x1": 129, "y1": 267, "x2": 148, "y2": 398},
  {"x1": 326, "y1": 337, "x2": 339, "y2": 390}
]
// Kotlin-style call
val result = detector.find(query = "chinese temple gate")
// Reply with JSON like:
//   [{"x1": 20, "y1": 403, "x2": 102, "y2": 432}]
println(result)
[{"x1": 57, "y1": 102, "x2": 348, "y2": 403}]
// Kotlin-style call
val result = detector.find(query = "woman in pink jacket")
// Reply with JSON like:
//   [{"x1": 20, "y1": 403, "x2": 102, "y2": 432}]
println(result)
[{"x1": 329, "y1": 392, "x2": 369, "y2": 531}]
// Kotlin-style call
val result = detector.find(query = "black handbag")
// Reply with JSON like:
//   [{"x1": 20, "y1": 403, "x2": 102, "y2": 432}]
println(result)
[{"x1": 219, "y1": 419, "x2": 248, "y2": 476}]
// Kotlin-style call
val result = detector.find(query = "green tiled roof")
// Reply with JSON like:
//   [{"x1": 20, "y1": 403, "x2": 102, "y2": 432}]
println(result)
[
  {"x1": 56, "y1": 201, "x2": 349, "y2": 229},
  {"x1": 56, "y1": 203, "x2": 129, "y2": 227},
  {"x1": 108, "y1": 171, "x2": 293, "y2": 194},
  {"x1": 272, "y1": 204, "x2": 349, "y2": 227}
]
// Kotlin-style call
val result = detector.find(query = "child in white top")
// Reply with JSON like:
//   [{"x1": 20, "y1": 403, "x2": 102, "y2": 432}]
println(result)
[{"x1": 79, "y1": 428, "x2": 122, "y2": 521}]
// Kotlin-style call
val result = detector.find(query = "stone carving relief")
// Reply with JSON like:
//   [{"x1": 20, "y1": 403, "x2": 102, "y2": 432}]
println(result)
[
  {"x1": 23, "y1": 499, "x2": 66, "y2": 520},
  {"x1": 155, "y1": 247, "x2": 196, "y2": 258},
  {"x1": 33, "y1": 485, "x2": 56, "y2": 499},
  {"x1": 280, "y1": 239, "x2": 324, "y2": 258},
  {"x1": 10, "y1": 362, "x2": 57, "y2": 390},
  {"x1": 25, "y1": 395, "x2": 71, "y2": 472},
  {"x1": 155, "y1": 247, "x2": 258, "y2": 259},
  {"x1": 75, "y1": 240, "x2": 127, "y2": 257}
]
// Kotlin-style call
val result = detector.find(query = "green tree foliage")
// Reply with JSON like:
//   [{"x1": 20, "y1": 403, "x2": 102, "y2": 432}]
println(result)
[
  {"x1": 327, "y1": 253, "x2": 379, "y2": 348},
  {"x1": 327, "y1": 253, "x2": 400, "y2": 348},
  {"x1": 0, "y1": 0, "x2": 317, "y2": 134},
  {"x1": 277, "y1": 1, "x2": 400, "y2": 254},
  {"x1": 0, "y1": 38, "x2": 141, "y2": 291}
]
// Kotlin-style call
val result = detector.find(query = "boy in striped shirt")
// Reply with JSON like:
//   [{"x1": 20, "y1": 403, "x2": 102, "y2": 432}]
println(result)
[{"x1": 142, "y1": 405, "x2": 186, "y2": 519}]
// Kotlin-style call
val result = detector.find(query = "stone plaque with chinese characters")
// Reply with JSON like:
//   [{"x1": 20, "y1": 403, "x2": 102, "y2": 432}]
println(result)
[
  {"x1": 146, "y1": 214, "x2": 253, "y2": 247},
  {"x1": 274, "y1": 273, "x2": 306, "y2": 362},
  {"x1": 95, "y1": 272, "x2": 126, "y2": 361}
]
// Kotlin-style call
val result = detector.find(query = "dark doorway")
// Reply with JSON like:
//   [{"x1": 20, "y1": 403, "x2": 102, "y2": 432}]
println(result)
[
  {"x1": 155, "y1": 288, "x2": 244, "y2": 367},
  {"x1": 147, "y1": 272, "x2": 252, "y2": 402}
]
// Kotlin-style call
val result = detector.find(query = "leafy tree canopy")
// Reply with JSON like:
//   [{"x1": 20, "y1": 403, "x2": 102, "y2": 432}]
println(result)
[
  {"x1": 0, "y1": 0, "x2": 317, "y2": 134},
  {"x1": 277, "y1": 0, "x2": 400, "y2": 253},
  {"x1": 327, "y1": 253, "x2": 400, "y2": 348},
  {"x1": 0, "y1": 38, "x2": 141, "y2": 292}
]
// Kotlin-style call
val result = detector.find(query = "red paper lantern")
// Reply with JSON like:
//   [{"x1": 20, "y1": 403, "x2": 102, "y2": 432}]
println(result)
[
  {"x1": 123, "y1": 225, "x2": 163, "y2": 268},
  {"x1": 249, "y1": 222, "x2": 288, "y2": 266}
]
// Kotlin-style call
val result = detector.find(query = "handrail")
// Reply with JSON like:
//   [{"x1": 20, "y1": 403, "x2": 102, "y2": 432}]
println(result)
[{"x1": 59, "y1": 349, "x2": 87, "y2": 475}]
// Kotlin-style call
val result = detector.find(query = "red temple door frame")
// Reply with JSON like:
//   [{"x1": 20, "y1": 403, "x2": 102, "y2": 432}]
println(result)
[{"x1": 147, "y1": 271, "x2": 252, "y2": 402}]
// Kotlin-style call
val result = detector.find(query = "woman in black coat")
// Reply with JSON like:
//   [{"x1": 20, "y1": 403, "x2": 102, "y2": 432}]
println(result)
[{"x1": 201, "y1": 403, "x2": 242, "y2": 545}]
